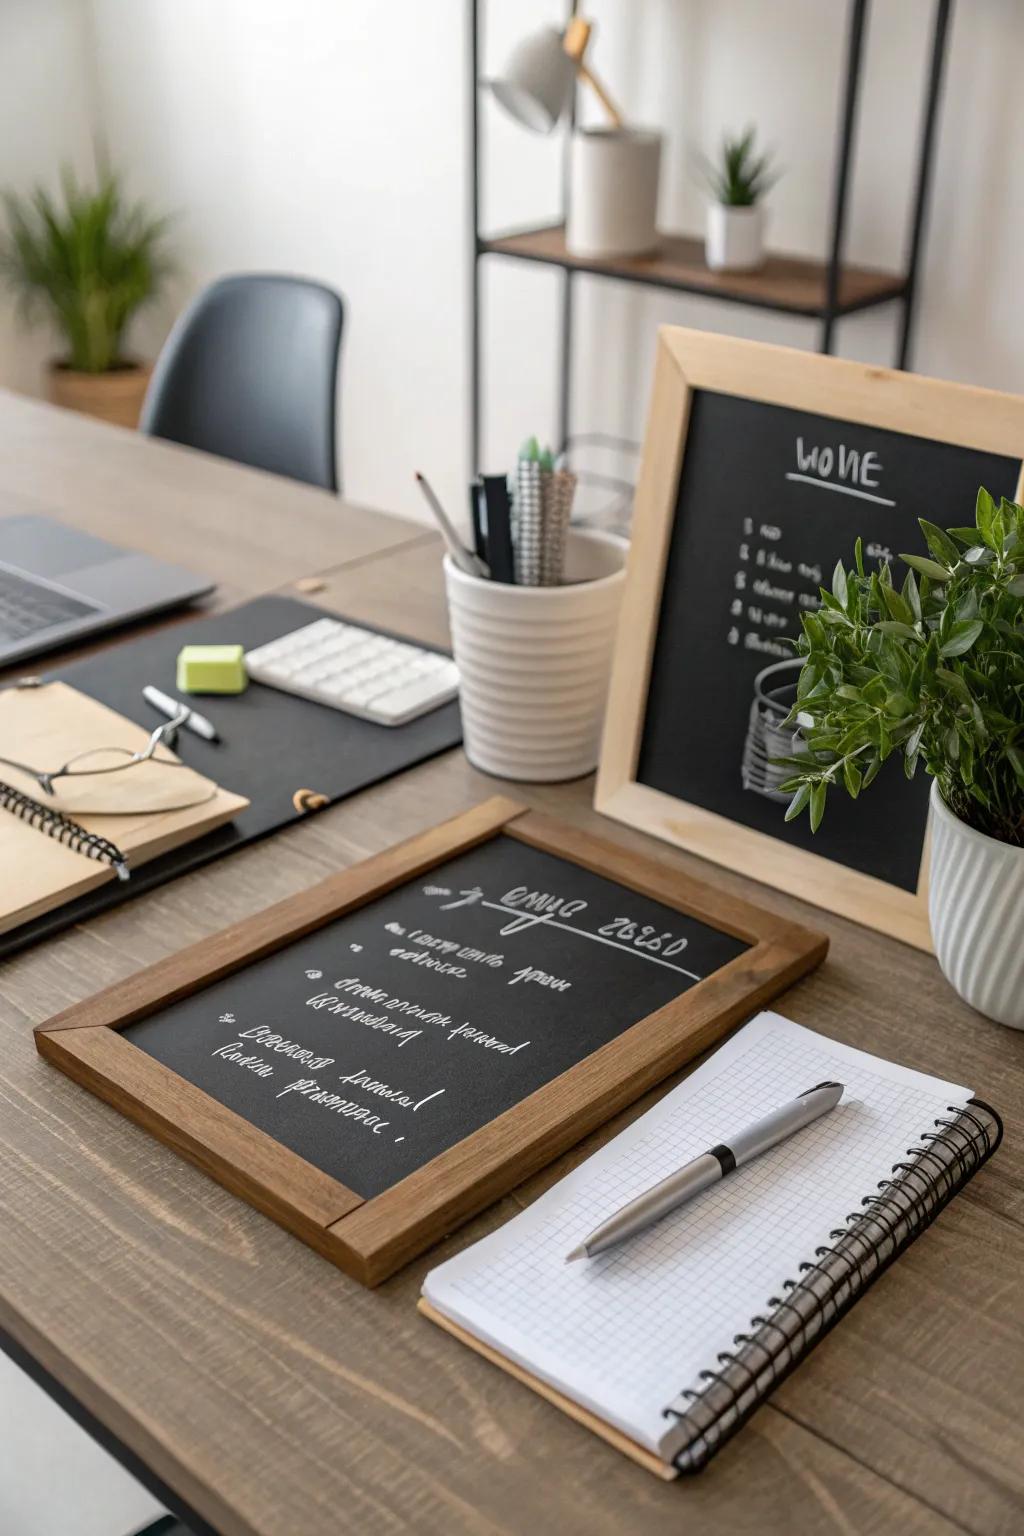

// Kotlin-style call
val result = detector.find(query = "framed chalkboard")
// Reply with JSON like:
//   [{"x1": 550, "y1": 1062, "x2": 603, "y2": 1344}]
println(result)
[
  {"x1": 596, "y1": 329, "x2": 1024, "y2": 950},
  {"x1": 35, "y1": 797, "x2": 825, "y2": 1284}
]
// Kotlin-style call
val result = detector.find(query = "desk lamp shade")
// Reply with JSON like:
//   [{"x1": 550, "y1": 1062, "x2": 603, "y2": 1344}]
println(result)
[
  {"x1": 487, "y1": 26, "x2": 575, "y2": 133},
  {"x1": 486, "y1": 19, "x2": 660, "y2": 259}
]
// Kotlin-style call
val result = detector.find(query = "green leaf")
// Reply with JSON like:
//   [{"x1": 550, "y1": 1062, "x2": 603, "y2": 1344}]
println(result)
[
  {"x1": 832, "y1": 559, "x2": 848, "y2": 610},
  {"x1": 976, "y1": 487, "x2": 997, "y2": 550},
  {"x1": 784, "y1": 783, "x2": 811, "y2": 822},
  {"x1": 903, "y1": 568, "x2": 922, "y2": 623},
  {"x1": 842, "y1": 759, "x2": 862, "y2": 798},
  {"x1": 808, "y1": 782, "x2": 827, "y2": 832},
  {"x1": 935, "y1": 666, "x2": 972, "y2": 702},
  {"x1": 861, "y1": 753, "x2": 882, "y2": 789},
  {"x1": 875, "y1": 620, "x2": 920, "y2": 641},
  {"x1": 796, "y1": 663, "x2": 820, "y2": 699},
  {"x1": 918, "y1": 519, "x2": 961, "y2": 568},
  {"x1": 939, "y1": 619, "x2": 984, "y2": 657},
  {"x1": 880, "y1": 584, "x2": 914, "y2": 625},
  {"x1": 1006, "y1": 574, "x2": 1024, "y2": 597},
  {"x1": 900, "y1": 553, "x2": 950, "y2": 583}
]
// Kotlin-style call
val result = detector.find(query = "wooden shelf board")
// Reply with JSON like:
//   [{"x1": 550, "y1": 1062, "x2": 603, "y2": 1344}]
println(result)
[{"x1": 480, "y1": 225, "x2": 907, "y2": 318}]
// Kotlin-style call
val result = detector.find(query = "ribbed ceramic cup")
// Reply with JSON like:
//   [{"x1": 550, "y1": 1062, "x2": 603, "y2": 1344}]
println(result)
[
  {"x1": 928, "y1": 780, "x2": 1024, "y2": 1029},
  {"x1": 444, "y1": 529, "x2": 626, "y2": 782}
]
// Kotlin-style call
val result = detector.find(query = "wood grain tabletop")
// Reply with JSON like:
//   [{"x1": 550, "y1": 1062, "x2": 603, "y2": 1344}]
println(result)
[{"x1": 0, "y1": 397, "x2": 1021, "y2": 1536}]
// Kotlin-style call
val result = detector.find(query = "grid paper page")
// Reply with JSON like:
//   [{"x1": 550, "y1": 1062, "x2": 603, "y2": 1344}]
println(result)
[{"x1": 423, "y1": 1011, "x2": 971, "y2": 1456}]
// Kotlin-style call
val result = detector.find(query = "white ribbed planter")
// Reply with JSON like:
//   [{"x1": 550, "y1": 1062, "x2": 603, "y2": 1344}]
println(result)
[
  {"x1": 444, "y1": 529, "x2": 626, "y2": 782},
  {"x1": 928, "y1": 781, "x2": 1024, "y2": 1029}
]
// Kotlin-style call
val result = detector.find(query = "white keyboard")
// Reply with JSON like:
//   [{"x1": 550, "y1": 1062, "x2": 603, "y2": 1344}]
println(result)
[{"x1": 245, "y1": 618, "x2": 460, "y2": 727}]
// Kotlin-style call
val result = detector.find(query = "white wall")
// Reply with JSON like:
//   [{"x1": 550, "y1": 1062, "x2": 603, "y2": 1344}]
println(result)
[
  {"x1": 88, "y1": 0, "x2": 469, "y2": 522},
  {"x1": 0, "y1": 0, "x2": 98, "y2": 396},
  {"x1": 3, "y1": 0, "x2": 1024, "y2": 526}
]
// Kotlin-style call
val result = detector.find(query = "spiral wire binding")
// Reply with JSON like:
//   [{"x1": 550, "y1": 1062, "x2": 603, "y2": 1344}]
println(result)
[
  {"x1": 0, "y1": 777, "x2": 130, "y2": 881},
  {"x1": 661, "y1": 1098, "x2": 1002, "y2": 1473}
]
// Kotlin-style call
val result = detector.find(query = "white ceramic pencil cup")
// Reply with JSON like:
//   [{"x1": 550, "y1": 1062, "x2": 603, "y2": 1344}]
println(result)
[{"x1": 444, "y1": 528, "x2": 627, "y2": 782}]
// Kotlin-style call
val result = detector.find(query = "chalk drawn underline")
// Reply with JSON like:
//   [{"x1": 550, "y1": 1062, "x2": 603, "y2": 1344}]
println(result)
[
  {"x1": 785, "y1": 472, "x2": 896, "y2": 508},
  {"x1": 478, "y1": 900, "x2": 702, "y2": 981}
]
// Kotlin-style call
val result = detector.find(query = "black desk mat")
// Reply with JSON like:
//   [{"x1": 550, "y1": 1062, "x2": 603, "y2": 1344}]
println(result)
[{"x1": 1, "y1": 595, "x2": 462, "y2": 957}]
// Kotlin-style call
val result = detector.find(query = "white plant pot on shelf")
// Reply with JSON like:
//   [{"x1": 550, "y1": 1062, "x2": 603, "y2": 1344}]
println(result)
[
  {"x1": 705, "y1": 203, "x2": 765, "y2": 272},
  {"x1": 928, "y1": 780, "x2": 1024, "y2": 1029}
]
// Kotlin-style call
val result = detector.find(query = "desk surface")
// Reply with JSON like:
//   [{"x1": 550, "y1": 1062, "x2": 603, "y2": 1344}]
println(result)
[{"x1": 0, "y1": 394, "x2": 1021, "y2": 1536}]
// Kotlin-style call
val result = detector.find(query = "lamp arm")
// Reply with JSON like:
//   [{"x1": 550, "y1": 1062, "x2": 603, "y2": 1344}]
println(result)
[{"x1": 575, "y1": 61, "x2": 624, "y2": 130}]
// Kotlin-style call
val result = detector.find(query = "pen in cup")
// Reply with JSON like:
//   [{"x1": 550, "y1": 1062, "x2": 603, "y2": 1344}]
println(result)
[{"x1": 415, "y1": 472, "x2": 490, "y2": 578}]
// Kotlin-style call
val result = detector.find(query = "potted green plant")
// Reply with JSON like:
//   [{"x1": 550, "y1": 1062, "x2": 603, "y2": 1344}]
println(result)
[
  {"x1": 701, "y1": 127, "x2": 778, "y2": 273},
  {"x1": 777, "y1": 489, "x2": 1024, "y2": 1028},
  {"x1": 0, "y1": 168, "x2": 172, "y2": 428}
]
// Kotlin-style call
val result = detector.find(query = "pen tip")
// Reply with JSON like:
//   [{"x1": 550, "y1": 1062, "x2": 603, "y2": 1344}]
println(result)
[{"x1": 564, "y1": 1244, "x2": 588, "y2": 1264}]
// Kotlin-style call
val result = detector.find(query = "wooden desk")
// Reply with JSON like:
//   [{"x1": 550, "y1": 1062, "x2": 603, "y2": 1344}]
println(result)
[{"x1": 0, "y1": 398, "x2": 1021, "y2": 1536}]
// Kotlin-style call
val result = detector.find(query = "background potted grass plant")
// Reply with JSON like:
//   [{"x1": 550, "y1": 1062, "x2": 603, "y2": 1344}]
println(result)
[
  {"x1": 0, "y1": 167, "x2": 173, "y2": 428},
  {"x1": 777, "y1": 489, "x2": 1024, "y2": 1027},
  {"x1": 701, "y1": 126, "x2": 778, "y2": 273}
]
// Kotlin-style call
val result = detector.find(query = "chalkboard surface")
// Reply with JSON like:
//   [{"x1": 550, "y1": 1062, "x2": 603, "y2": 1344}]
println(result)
[
  {"x1": 636, "y1": 389, "x2": 1019, "y2": 890},
  {"x1": 125, "y1": 835, "x2": 749, "y2": 1199}
]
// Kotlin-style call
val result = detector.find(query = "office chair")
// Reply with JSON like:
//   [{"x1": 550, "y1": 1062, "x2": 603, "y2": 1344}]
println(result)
[{"x1": 141, "y1": 274, "x2": 344, "y2": 492}]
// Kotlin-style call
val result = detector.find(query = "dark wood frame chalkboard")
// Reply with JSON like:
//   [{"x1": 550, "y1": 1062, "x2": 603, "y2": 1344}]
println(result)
[
  {"x1": 595, "y1": 328, "x2": 1024, "y2": 951},
  {"x1": 34, "y1": 796, "x2": 826, "y2": 1285}
]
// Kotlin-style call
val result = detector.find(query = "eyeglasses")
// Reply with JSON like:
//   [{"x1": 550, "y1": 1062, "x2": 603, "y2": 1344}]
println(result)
[{"x1": 0, "y1": 709, "x2": 216, "y2": 814}]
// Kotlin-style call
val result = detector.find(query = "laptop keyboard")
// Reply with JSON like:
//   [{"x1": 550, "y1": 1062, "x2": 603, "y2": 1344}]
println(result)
[{"x1": 0, "y1": 566, "x2": 102, "y2": 642}]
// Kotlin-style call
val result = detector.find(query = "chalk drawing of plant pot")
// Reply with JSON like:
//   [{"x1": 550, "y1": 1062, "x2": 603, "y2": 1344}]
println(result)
[{"x1": 741, "y1": 658, "x2": 805, "y2": 803}]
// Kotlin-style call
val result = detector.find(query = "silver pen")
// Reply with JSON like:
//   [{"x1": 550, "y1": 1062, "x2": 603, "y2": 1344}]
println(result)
[
  {"x1": 566, "y1": 1081, "x2": 844, "y2": 1262},
  {"x1": 143, "y1": 684, "x2": 220, "y2": 743}
]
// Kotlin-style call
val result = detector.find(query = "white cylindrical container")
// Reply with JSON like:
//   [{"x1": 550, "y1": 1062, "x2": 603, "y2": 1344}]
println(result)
[
  {"x1": 568, "y1": 128, "x2": 662, "y2": 259},
  {"x1": 928, "y1": 780, "x2": 1024, "y2": 1029},
  {"x1": 444, "y1": 528, "x2": 626, "y2": 782},
  {"x1": 705, "y1": 203, "x2": 766, "y2": 272}
]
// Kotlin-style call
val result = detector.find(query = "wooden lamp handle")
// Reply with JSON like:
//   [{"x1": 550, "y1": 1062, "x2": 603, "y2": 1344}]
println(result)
[{"x1": 563, "y1": 17, "x2": 625, "y2": 131}]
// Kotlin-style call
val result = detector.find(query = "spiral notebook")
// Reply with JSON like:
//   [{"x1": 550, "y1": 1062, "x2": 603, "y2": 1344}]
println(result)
[
  {"x1": 420, "y1": 1013, "x2": 1001, "y2": 1476},
  {"x1": 0, "y1": 682, "x2": 248, "y2": 933}
]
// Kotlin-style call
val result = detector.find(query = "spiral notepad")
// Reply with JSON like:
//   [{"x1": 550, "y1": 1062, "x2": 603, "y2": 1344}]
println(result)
[
  {"x1": 0, "y1": 682, "x2": 248, "y2": 934},
  {"x1": 420, "y1": 1012, "x2": 1001, "y2": 1476}
]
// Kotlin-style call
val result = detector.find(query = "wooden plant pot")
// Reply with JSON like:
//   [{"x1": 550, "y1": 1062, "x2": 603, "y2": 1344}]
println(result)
[{"x1": 47, "y1": 360, "x2": 152, "y2": 429}]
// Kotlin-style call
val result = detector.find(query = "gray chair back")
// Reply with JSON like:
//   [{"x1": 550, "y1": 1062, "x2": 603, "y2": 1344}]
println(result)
[{"x1": 141, "y1": 273, "x2": 343, "y2": 491}]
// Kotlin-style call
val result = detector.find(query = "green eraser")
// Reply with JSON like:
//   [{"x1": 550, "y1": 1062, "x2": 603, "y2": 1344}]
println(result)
[{"x1": 176, "y1": 643, "x2": 247, "y2": 694}]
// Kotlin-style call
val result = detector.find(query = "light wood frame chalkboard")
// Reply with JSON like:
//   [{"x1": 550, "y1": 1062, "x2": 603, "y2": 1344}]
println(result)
[
  {"x1": 35, "y1": 797, "x2": 826, "y2": 1285},
  {"x1": 595, "y1": 328, "x2": 1024, "y2": 951}
]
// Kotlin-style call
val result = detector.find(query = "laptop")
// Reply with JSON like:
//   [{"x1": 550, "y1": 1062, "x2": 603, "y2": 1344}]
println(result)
[{"x1": 0, "y1": 515, "x2": 214, "y2": 666}]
